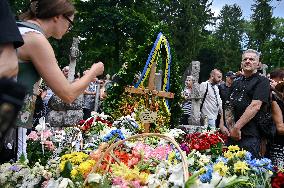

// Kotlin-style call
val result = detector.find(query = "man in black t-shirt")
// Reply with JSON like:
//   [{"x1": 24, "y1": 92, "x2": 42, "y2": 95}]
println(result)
[
  {"x1": 220, "y1": 49, "x2": 270, "y2": 158},
  {"x1": 0, "y1": 0, "x2": 24, "y2": 78}
]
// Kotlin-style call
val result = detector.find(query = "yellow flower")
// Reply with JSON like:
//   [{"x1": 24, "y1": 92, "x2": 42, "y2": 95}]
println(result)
[
  {"x1": 168, "y1": 151, "x2": 176, "y2": 165},
  {"x1": 224, "y1": 151, "x2": 234, "y2": 159},
  {"x1": 139, "y1": 172, "x2": 149, "y2": 184},
  {"x1": 71, "y1": 169, "x2": 78, "y2": 179},
  {"x1": 236, "y1": 150, "x2": 246, "y2": 158},
  {"x1": 111, "y1": 163, "x2": 149, "y2": 183},
  {"x1": 213, "y1": 162, "x2": 228, "y2": 176},
  {"x1": 228, "y1": 145, "x2": 240, "y2": 152},
  {"x1": 234, "y1": 161, "x2": 249, "y2": 175},
  {"x1": 61, "y1": 153, "x2": 72, "y2": 161},
  {"x1": 78, "y1": 160, "x2": 96, "y2": 176},
  {"x1": 59, "y1": 161, "x2": 67, "y2": 172}
]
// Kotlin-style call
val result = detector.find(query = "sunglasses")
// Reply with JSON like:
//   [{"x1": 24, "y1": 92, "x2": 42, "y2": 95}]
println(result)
[{"x1": 63, "y1": 15, "x2": 74, "y2": 31}]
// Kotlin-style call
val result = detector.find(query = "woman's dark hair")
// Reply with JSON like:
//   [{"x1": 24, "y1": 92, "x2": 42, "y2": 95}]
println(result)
[
  {"x1": 20, "y1": 0, "x2": 75, "y2": 20},
  {"x1": 270, "y1": 69, "x2": 284, "y2": 80}
]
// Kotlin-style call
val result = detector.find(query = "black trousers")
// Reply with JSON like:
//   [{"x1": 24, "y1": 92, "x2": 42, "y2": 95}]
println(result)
[
  {"x1": 180, "y1": 114, "x2": 190, "y2": 125},
  {"x1": 83, "y1": 108, "x2": 92, "y2": 120}
]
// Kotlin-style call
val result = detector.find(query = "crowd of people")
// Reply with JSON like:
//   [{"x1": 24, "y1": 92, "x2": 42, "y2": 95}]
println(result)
[
  {"x1": 180, "y1": 49, "x2": 284, "y2": 167},
  {"x1": 1, "y1": 0, "x2": 284, "y2": 172}
]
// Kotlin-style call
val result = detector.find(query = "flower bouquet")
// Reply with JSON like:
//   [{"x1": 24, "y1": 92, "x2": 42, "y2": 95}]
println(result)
[
  {"x1": 57, "y1": 151, "x2": 95, "y2": 187},
  {"x1": 78, "y1": 113, "x2": 112, "y2": 136},
  {"x1": 186, "y1": 145, "x2": 274, "y2": 188},
  {"x1": 26, "y1": 120, "x2": 55, "y2": 166},
  {"x1": 0, "y1": 161, "x2": 49, "y2": 187},
  {"x1": 85, "y1": 133, "x2": 189, "y2": 188},
  {"x1": 180, "y1": 130, "x2": 227, "y2": 157}
]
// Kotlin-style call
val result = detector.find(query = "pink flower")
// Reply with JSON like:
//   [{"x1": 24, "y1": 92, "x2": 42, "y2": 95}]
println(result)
[
  {"x1": 128, "y1": 157, "x2": 139, "y2": 166},
  {"x1": 43, "y1": 130, "x2": 52, "y2": 140},
  {"x1": 44, "y1": 141, "x2": 55, "y2": 151},
  {"x1": 131, "y1": 180, "x2": 141, "y2": 188},
  {"x1": 27, "y1": 131, "x2": 39, "y2": 141},
  {"x1": 112, "y1": 177, "x2": 128, "y2": 188}
]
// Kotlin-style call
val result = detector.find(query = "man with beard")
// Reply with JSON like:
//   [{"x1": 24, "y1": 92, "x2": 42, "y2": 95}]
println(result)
[{"x1": 200, "y1": 69, "x2": 224, "y2": 129}]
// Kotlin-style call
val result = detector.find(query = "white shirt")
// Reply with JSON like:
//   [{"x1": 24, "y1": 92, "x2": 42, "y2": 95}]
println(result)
[{"x1": 200, "y1": 80, "x2": 222, "y2": 120}]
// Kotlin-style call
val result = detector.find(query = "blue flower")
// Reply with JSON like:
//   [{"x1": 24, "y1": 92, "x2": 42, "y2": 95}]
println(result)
[
  {"x1": 216, "y1": 156, "x2": 228, "y2": 164},
  {"x1": 259, "y1": 158, "x2": 271, "y2": 166},
  {"x1": 199, "y1": 165, "x2": 213, "y2": 183},
  {"x1": 245, "y1": 152, "x2": 252, "y2": 160},
  {"x1": 103, "y1": 129, "x2": 125, "y2": 142},
  {"x1": 247, "y1": 159, "x2": 258, "y2": 167},
  {"x1": 200, "y1": 172, "x2": 212, "y2": 183}
]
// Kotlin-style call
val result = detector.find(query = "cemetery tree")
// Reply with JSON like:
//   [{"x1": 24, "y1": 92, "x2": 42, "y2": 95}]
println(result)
[
  {"x1": 250, "y1": 0, "x2": 273, "y2": 56},
  {"x1": 165, "y1": 0, "x2": 214, "y2": 72},
  {"x1": 264, "y1": 18, "x2": 284, "y2": 69},
  {"x1": 214, "y1": 4, "x2": 244, "y2": 72},
  {"x1": 73, "y1": 0, "x2": 169, "y2": 75}
]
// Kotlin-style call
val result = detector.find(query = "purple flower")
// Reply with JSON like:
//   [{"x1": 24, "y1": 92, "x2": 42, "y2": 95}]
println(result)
[{"x1": 9, "y1": 165, "x2": 20, "y2": 172}]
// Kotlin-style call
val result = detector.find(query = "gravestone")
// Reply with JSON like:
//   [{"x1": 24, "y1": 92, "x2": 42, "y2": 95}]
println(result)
[
  {"x1": 190, "y1": 61, "x2": 202, "y2": 126},
  {"x1": 261, "y1": 64, "x2": 268, "y2": 76},
  {"x1": 179, "y1": 61, "x2": 204, "y2": 132},
  {"x1": 94, "y1": 82, "x2": 100, "y2": 112},
  {"x1": 47, "y1": 37, "x2": 84, "y2": 127}
]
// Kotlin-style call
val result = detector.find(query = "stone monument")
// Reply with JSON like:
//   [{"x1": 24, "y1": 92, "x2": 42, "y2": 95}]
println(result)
[
  {"x1": 190, "y1": 61, "x2": 202, "y2": 126},
  {"x1": 261, "y1": 64, "x2": 268, "y2": 76},
  {"x1": 47, "y1": 37, "x2": 84, "y2": 127},
  {"x1": 179, "y1": 61, "x2": 204, "y2": 132}
]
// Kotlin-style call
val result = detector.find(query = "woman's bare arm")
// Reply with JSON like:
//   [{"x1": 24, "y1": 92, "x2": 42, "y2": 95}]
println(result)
[
  {"x1": 272, "y1": 101, "x2": 284, "y2": 135},
  {"x1": 18, "y1": 33, "x2": 103, "y2": 103}
]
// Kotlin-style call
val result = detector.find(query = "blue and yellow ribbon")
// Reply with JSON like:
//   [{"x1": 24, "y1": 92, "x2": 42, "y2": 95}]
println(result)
[{"x1": 134, "y1": 32, "x2": 172, "y2": 113}]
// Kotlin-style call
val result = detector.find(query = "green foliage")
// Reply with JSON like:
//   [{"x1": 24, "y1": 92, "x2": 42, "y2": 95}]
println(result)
[
  {"x1": 249, "y1": 0, "x2": 274, "y2": 69},
  {"x1": 214, "y1": 4, "x2": 244, "y2": 73},
  {"x1": 250, "y1": 0, "x2": 274, "y2": 51},
  {"x1": 61, "y1": 161, "x2": 73, "y2": 179},
  {"x1": 26, "y1": 140, "x2": 53, "y2": 167}
]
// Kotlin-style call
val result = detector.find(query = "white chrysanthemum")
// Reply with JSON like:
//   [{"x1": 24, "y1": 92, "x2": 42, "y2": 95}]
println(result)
[
  {"x1": 168, "y1": 163, "x2": 184, "y2": 187},
  {"x1": 87, "y1": 173, "x2": 102, "y2": 184}
]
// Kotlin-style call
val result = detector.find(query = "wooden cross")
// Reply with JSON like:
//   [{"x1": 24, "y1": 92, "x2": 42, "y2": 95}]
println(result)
[{"x1": 125, "y1": 61, "x2": 174, "y2": 132}]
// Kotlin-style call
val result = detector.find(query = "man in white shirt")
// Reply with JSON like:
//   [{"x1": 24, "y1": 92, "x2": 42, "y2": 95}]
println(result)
[{"x1": 200, "y1": 69, "x2": 224, "y2": 129}]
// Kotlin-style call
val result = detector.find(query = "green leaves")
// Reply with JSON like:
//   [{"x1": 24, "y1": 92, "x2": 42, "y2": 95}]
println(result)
[{"x1": 61, "y1": 161, "x2": 73, "y2": 179}]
